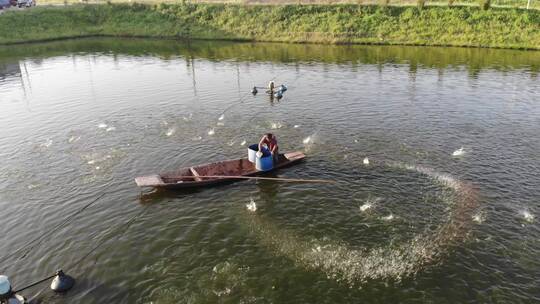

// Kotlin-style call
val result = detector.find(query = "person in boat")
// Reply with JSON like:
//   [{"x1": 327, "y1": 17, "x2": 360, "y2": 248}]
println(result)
[{"x1": 258, "y1": 133, "x2": 279, "y2": 162}]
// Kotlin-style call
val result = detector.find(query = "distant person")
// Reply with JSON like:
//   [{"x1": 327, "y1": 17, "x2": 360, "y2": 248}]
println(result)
[
  {"x1": 258, "y1": 133, "x2": 279, "y2": 163},
  {"x1": 266, "y1": 81, "x2": 275, "y2": 94}
]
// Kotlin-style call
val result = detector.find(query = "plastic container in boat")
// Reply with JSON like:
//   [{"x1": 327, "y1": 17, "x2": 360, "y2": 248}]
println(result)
[
  {"x1": 248, "y1": 144, "x2": 271, "y2": 163},
  {"x1": 255, "y1": 151, "x2": 273, "y2": 171},
  {"x1": 248, "y1": 144, "x2": 259, "y2": 163}
]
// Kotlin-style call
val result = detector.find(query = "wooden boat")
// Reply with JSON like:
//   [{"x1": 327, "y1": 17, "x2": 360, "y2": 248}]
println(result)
[{"x1": 135, "y1": 151, "x2": 305, "y2": 189}]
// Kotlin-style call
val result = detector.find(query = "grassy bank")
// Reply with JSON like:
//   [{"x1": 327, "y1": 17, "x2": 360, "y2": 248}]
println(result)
[
  {"x1": 0, "y1": 3, "x2": 539, "y2": 49},
  {"x1": 34, "y1": 0, "x2": 540, "y2": 10}
]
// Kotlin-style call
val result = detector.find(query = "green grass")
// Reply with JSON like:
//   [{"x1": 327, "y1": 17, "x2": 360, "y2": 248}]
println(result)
[
  {"x1": 0, "y1": 3, "x2": 539, "y2": 49},
  {"x1": 35, "y1": 0, "x2": 540, "y2": 10}
]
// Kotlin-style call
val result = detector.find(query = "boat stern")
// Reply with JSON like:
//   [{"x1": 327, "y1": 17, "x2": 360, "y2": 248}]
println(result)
[{"x1": 135, "y1": 175, "x2": 165, "y2": 187}]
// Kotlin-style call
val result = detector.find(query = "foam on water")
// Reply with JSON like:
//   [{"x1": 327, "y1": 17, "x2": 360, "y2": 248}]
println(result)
[
  {"x1": 218, "y1": 114, "x2": 225, "y2": 121},
  {"x1": 363, "y1": 157, "x2": 370, "y2": 166},
  {"x1": 192, "y1": 136, "x2": 202, "y2": 141},
  {"x1": 216, "y1": 122, "x2": 225, "y2": 126},
  {"x1": 208, "y1": 129, "x2": 215, "y2": 136},
  {"x1": 106, "y1": 126, "x2": 116, "y2": 132},
  {"x1": 98, "y1": 123, "x2": 108, "y2": 129},
  {"x1": 246, "y1": 162, "x2": 479, "y2": 286},
  {"x1": 271, "y1": 122, "x2": 283, "y2": 129},
  {"x1": 294, "y1": 125, "x2": 300, "y2": 128},
  {"x1": 240, "y1": 140, "x2": 246, "y2": 146}
]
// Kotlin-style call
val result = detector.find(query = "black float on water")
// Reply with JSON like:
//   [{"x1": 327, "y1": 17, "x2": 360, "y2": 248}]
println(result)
[
  {"x1": 0, "y1": 269, "x2": 75, "y2": 303},
  {"x1": 251, "y1": 86, "x2": 258, "y2": 95},
  {"x1": 50, "y1": 270, "x2": 75, "y2": 293}
]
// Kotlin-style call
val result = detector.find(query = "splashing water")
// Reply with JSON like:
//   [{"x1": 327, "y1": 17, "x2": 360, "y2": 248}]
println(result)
[
  {"x1": 27, "y1": 183, "x2": 40, "y2": 190},
  {"x1": 182, "y1": 113, "x2": 193, "y2": 121},
  {"x1": 271, "y1": 122, "x2": 283, "y2": 129},
  {"x1": 246, "y1": 198, "x2": 257, "y2": 212},
  {"x1": 452, "y1": 147, "x2": 465, "y2": 157},
  {"x1": 303, "y1": 136, "x2": 311, "y2": 144},
  {"x1": 520, "y1": 210, "x2": 534, "y2": 223},
  {"x1": 359, "y1": 203, "x2": 372, "y2": 212},
  {"x1": 381, "y1": 214, "x2": 394, "y2": 221},
  {"x1": 218, "y1": 114, "x2": 225, "y2": 121},
  {"x1": 217, "y1": 122, "x2": 225, "y2": 126},
  {"x1": 472, "y1": 212, "x2": 486, "y2": 224},
  {"x1": 98, "y1": 123, "x2": 108, "y2": 129},
  {"x1": 245, "y1": 163, "x2": 479, "y2": 286},
  {"x1": 363, "y1": 157, "x2": 370, "y2": 165},
  {"x1": 68, "y1": 135, "x2": 81, "y2": 143},
  {"x1": 359, "y1": 197, "x2": 381, "y2": 213},
  {"x1": 106, "y1": 126, "x2": 116, "y2": 132},
  {"x1": 227, "y1": 140, "x2": 236, "y2": 146},
  {"x1": 240, "y1": 140, "x2": 246, "y2": 146},
  {"x1": 166, "y1": 128, "x2": 175, "y2": 137},
  {"x1": 208, "y1": 129, "x2": 215, "y2": 136},
  {"x1": 39, "y1": 139, "x2": 53, "y2": 148},
  {"x1": 294, "y1": 125, "x2": 300, "y2": 128}
]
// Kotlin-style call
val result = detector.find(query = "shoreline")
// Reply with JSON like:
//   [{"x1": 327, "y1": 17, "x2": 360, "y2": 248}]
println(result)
[
  {"x1": 0, "y1": 3, "x2": 539, "y2": 50},
  {"x1": 3, "y1": 34, "x2": 540, "y2": 51}
]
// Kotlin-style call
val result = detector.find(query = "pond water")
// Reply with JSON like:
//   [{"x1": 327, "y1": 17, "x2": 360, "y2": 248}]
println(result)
[{"x1": 0, "y1": 38, "x2": 539, "y2": 303}]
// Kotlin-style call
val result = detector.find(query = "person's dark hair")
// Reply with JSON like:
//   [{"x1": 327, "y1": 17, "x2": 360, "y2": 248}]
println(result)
[{"x1": 266, "y1": 133, "x2": 273, "y2": 138}]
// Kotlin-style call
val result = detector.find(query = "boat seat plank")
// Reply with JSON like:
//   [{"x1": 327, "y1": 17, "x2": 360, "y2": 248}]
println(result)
[{"x1": 190, "y1": 167, "x2": 203, "y2": 182}]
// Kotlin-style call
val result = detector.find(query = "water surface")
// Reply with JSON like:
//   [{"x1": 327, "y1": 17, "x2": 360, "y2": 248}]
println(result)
[{"x1": 0, "y1": 38, "x2": 539, "y2": 303}]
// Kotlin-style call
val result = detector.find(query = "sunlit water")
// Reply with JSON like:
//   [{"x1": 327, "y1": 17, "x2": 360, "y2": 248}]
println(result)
[{"x1": 0, "y1": 38, "x2": 539, "y2": 303}]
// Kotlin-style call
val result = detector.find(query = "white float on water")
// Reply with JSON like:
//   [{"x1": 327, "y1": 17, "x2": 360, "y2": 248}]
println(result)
[
  {"x1": 363, "y1": 157, "x2": 370, "y2": 165},
  {"x1": 0, "y1": 275, "x2": 11, "y2": 298},
  {"x1": 0, "y1": 275, "x2": 26, "y2": 304}
]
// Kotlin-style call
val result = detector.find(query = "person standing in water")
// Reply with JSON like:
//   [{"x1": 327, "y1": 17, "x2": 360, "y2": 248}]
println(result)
[
  {"x1": 266, "y1": 81, "x2": 275, "y2": 94},
  {"x1": 258, "y1": 133, "x2": 279, "y2": 163}
]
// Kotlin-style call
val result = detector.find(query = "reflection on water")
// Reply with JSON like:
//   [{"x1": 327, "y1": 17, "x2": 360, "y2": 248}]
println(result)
[{"x1": 0, "y1": 38, "x2": 539, "y2": 303}]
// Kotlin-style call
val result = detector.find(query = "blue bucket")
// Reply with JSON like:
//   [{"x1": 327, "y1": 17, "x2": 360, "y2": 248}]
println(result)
[{"x1": 255, "y1": 151, "x2": 273, "y2": 171}]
